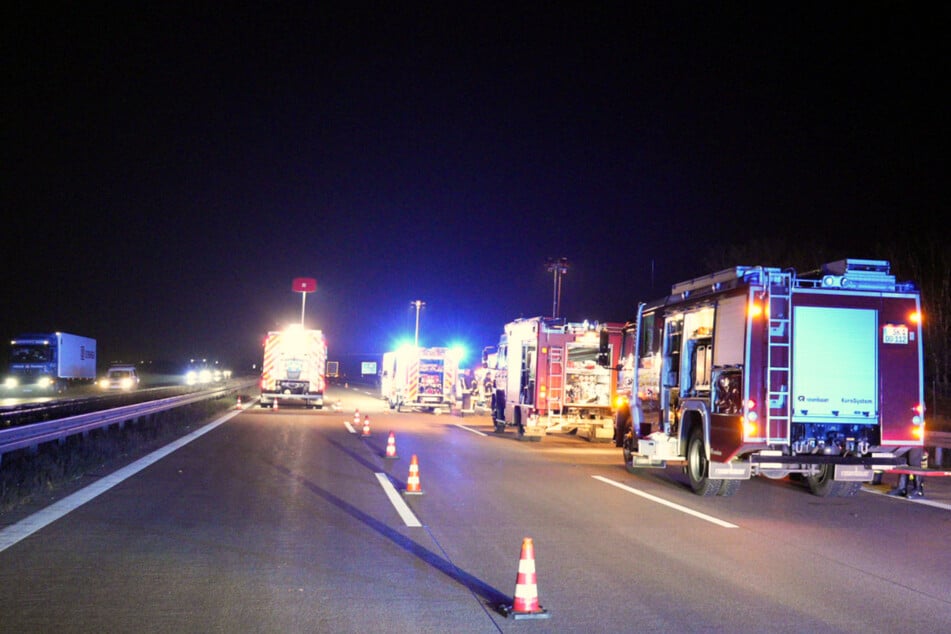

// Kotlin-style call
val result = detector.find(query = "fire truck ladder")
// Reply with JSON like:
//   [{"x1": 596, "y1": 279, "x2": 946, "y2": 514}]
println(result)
[
  {"x1": 766, "y1": 270, "x2": 792, "y2": 443},
  {"x1": 547, "y1": 346, "x2": 565, "y2": 429}
]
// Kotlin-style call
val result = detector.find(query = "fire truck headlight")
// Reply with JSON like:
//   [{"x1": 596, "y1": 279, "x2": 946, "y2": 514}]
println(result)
[
  {"x1": 37, "y1": 377, "x2": 53, "y2": 389},
  {"x1": 5, "y1": 377, "x2": 19, "y2": 389}
]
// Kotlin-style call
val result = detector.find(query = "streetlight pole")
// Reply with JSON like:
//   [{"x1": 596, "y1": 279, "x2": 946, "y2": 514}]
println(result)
[
  {"x1": 411, "y1": 300, "x2": 426, "y2": 346},
  {"x1": 292, "y1": 277, "x2": 317, "y2": 326},
  {"x1": 546, "y1": 257, "x2": 568, "y2": 318}
]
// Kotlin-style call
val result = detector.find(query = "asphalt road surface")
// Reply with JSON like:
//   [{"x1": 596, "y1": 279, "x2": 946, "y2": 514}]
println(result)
[{"x1": 1, "y1": 384, "x2": 950, "y2": 632}]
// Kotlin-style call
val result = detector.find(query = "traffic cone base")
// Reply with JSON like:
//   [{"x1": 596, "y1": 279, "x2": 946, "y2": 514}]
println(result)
[
  {"x1": 499, "y1": 537, "x2": 549, "y2": 620},
  {"x1": 404, "y1": 454, "x2": 423, "y2": 495}
]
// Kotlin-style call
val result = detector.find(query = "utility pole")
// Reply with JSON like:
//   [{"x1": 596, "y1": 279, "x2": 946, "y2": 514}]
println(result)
[
  {"x1": 410, "y1": 300, "x2": 426, "y2": 346},
  {"x1": 546, "y1": 257, "x2": 569, "y2": 319}
]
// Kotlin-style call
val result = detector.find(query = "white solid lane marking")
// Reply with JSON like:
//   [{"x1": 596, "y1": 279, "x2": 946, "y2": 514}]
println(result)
[
  {"x1": 0, "y1": 409, "x2": 242, "y2": 552},
  {"x1": 452, "y1": 423, "x2": 488, "y2": 436},
  {"x1": 593, "y1": 475, "x2": 739, "y2": 528},
  {"x1": 375, "y1": 473, "x2": 422, "y2": 527}
]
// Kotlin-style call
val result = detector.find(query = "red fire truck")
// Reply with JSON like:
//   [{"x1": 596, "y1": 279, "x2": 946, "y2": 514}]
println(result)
[
  {"x1": 608, "y1": 258, "x2": 925, "y2": 496},
  {"x1": 489, "y1": 317, "x2": 624, "y2": 440}
]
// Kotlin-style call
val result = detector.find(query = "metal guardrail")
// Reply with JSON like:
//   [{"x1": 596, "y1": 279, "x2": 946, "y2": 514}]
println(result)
[
  {"x1": 930, "y1": 431, "x2": 951, "y2": 446},
  {"x1": 0, "y1": 385, "x2": 241, "y2": 463},
  {"x1": 928, "y1": 431, "x2": 951, "y2": 466}
]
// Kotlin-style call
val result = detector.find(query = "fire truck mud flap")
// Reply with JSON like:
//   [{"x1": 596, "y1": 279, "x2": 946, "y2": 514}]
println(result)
[
  {"x1": 833, "y1": 464, "x2": 875, "y2": 482},
  {"x1": 708, "y1": 461, "x2": 750, "y2": 480}
]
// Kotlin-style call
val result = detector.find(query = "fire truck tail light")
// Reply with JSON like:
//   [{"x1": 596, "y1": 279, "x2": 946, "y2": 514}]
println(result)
[
  {"x1": 912, "y1": 426, "x2": 924, "y2": 440},
  {"x1": 743, "y1": 399, "x2": 758, "y2": 437},
  {"x1": 748, "y1": 301, "x2": 763, "y2": 319}
]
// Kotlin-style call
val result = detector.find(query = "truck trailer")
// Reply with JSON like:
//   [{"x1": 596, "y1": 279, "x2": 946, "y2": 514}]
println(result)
[
  {"x1": 259, "y1": 325, "x2": 327, "y2": 409},
  {"x1": 489, "y1": 317, "x2": 624, "y2": 440},
  {"x1": 381, "y1": 346, "x2": 459, "y2": 413},
  {"x1": 4, "y1": 332, "x2": 97, "y2": 392},
  {"x1": 608, "y1": 258, "x2": 925, "y2": 497}
]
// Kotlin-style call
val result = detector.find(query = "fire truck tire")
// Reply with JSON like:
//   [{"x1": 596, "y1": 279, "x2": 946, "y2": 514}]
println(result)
[
  {"x1": 806, "y1": 465, "x2": 861, "y2": 497},
  {"x1": 687, "y1": 428, "x2": 722, "y2": 496},
  {"x1": 621, "y1": 428, "x2": 637, "y2": 464},
  {"x1": 614, "y1": 409, "x2": 631, "y2": 448},
  {"x1": 717, "y1": 478, "x2": 741, "y2": 497}
]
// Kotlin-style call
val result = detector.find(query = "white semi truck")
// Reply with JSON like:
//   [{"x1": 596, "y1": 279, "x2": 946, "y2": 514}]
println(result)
[{"x1": 4, "y1": 332, "x2": 97, "y2": 392}]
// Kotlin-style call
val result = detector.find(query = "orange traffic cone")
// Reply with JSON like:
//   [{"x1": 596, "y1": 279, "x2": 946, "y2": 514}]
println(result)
[
  {"x1": 273, "y1": 397, "x2": 279, "y2": 411},
  {"x1": 385, "y1": 431, "x2": 398, "y2": 459},
  {"x1": 500, "y1": 537, "x2": 549, "y2": 620},
  {"x1": 353, "y1": 410, "x2": 360, "y2": 427},
  {"x1": 235, "y1": 396, "x2": 242, "y2": 410},
  {"x1": 362, "y1": 415, "x2": 372, "y2": 436},
  {"x1": 404, "y1": 454, "x2": 423, "y2": 495}
]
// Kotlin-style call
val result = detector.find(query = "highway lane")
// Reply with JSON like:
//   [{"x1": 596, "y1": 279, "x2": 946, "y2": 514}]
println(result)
[{"x1": 1, "y1": 384, "x2": 949, "y2": 632}]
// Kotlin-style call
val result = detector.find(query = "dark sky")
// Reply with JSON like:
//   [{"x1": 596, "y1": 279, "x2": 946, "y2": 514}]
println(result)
[{"x1": 3, "y1": 3, "x2": 946, "y2": 372}]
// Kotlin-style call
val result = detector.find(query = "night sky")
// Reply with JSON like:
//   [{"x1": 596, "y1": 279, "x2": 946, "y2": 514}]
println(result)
[{"x1": 3, "y1": 4, "x2": 945, "y2": 374}]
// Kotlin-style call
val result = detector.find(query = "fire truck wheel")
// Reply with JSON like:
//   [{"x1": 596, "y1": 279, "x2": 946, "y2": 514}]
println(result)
[
  {"x1": 686, "y1": 428, "x2": 722, "y2": 496},
  {"x1": 717, "y1": 479, "x2": 741, "y2": 497},
  {"x1": 614, "y1": 409, "x2": 631, "y2": 448},
  {"x1": 806, "y1": 465, "x2": 861, "y2": 497}
]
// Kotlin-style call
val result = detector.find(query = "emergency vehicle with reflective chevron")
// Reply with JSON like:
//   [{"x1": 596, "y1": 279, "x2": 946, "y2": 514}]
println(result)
[
  {"x1": 259, "y1": 325, "x2": 327, "y2": 409},
  {"x1": 381, "y1": 346, "x2": 459, "y2": 413},
  {"x1": 488, "y1": 317, "x2": 624, "y2": 441},
  {"x1": 608, "y1": 258, "x2": 925, "y2": 497}
]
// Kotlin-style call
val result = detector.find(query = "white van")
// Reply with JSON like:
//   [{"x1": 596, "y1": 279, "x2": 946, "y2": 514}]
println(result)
[{"x1": 99, "y1": 364, "x2": 140, "y2": 390}]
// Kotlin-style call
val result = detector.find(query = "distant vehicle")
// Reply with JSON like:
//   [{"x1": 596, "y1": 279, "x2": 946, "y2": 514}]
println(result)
[
  {"x1": 488, "y1": 318, "x2": 623, "y2": 440},
  {"x1": 380, "y1": 346, "x2": 459, "y2": 414},
  {"x1": 259, "y1": 325, "x2": 327, "y2": 408},
  {"x1": 99, "y1": 364, "x2": 140, "y2": 390},
  {"x1": 4, "y1": 332, "x2": 97, "y2": 392},
  {"x1": 184, "y1": 362, "x2": 229, "y2": 386}
]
